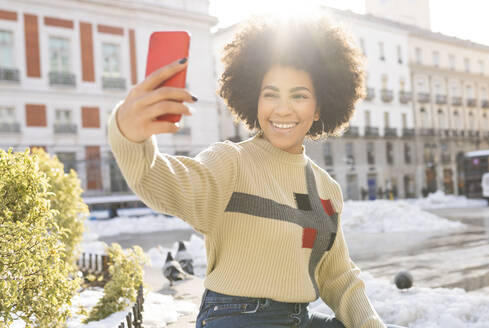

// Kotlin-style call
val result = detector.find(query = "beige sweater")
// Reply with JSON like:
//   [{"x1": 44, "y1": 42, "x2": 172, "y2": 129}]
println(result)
[{"x1": 108, "y1": 105, "x2": 386, "y2": 328}]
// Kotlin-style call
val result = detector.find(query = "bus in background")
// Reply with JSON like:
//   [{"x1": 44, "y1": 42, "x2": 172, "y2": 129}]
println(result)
[{"x1": 464, "y1": 150, "x2": 489, "y2": 201}]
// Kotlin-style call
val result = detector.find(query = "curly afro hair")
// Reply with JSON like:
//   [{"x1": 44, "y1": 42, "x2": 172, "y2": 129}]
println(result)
[{"x1": 218, "y1": 14, "x2": 366, "y2": 140}]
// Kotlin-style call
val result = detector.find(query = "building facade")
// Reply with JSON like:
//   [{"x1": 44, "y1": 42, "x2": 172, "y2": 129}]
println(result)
[{"x1": 0, "y1": 0, "x2": 218, "y2": 196}]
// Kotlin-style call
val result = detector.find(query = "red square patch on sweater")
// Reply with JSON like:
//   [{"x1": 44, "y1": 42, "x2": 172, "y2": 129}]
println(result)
[
  {"x1": 302, "y1": 227, "x2": 317, "y2": 249},
  {"x1": 320, "y1": 198, "x2": 335, "y2": 216}
]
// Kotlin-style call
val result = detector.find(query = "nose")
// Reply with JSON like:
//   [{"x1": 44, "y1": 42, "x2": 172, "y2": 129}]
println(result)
[{"x1": 273, "y1": 98, "x2": 294, "y2": 116}]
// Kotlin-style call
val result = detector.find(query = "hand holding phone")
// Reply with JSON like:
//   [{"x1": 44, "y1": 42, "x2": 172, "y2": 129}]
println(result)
[
  {"x1": 115, "y1": 57, "x2": 197, "y2": 143},
  {"x1": 145, "y1": 31, "x2": 191, "y2": 123}
]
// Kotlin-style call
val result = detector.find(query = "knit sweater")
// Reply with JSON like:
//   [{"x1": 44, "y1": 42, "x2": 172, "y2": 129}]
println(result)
[{"x1": 107, "y1": 105, "x2": 386, "y2": 328}]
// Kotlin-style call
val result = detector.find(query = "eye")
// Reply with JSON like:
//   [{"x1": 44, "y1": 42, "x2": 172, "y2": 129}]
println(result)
[
  {"x1": 263, "y1": 93, "x2": 278, "y2": 98},
  {"x1": 292, "y1": 94, "x2": 308, "y2": 99}
]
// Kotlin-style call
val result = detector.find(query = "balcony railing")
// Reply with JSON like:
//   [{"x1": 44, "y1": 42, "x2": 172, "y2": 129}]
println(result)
[
  {"x1": 384, "y1": 127, "x2": 397, "y2": 137},
  {"x1": 102, "y1": 76, "x2": 126, "y2": 90},
  {"x1": 0, "y1": 67, "x2": 20, "y2": 82},
  {"x1": 365, "y1": 87, "x2": 375, "y2": 101},
  {"x1": 175, "y1": 126, "x2": 191, "y2": 135},
  {"x1": 54, "y1": 123, "x2": 77, "y2": 134},
  {"x1": 343, "y1": 126, "x2": 359, "y2": 137},
  {"x1": 402, "y1": 128, "x2": 415, "y2": 137},
  {"x1": 419, "y1": 128, "x2": 436, "y2": 136},
  {"x1": 399, "y1": 91, "x2": 412, "y2": 104},
  {"x1": 451, "y1": 96, "x2": 462, "y2": 106},
  {"x1": 435, "y1": 94, "x2": 447, "y2": 105},
  {"x1": 468, "y1": 130, "x2": 479, "y2": 138},
  {"x1": 49, "y1": 71, "x2": 76, "y2": 86},
  {"x1": 0, "y1": 122, "x2": 21, "y2": 133},
  {"x1": 381, "y1": 89, "x2": 393, "y2": 103},
  {"x1": 482, "y1": 100, "x2": 489, "y2": 108},
  {"x1": 483, "y1": 131, "x2": 489, "y2": 138},
  {"x1": 442, "y1": 129, "x2": 451, "y2": 137},
  {"x1": 466, "y1": 98, "x2": 477, "y2": 107},
  {"x1": 364, "y1": 126, "x2": 379, "y2": 137},
  {"x1": 417, "y1": 92, "x2": 430, "y2": 103}
]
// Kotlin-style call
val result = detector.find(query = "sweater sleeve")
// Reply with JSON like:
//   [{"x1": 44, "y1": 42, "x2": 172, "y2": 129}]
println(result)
[
  {"x1": 316, "y1": 185, "x2": 386, "y2": 328},
  {"x1": 107, "y1": 103, "x2": 239, "y2": 235}
]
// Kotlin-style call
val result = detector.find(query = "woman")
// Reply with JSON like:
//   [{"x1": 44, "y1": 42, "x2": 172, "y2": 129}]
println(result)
[{"x1": 109, "y1": 14, "x2": 403, "y2": 328}]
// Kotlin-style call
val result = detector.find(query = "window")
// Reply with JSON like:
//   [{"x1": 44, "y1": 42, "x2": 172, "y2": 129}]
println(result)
[
  {"x1": 384, "y1": 112, "x2": 390, "y2": 128},
  {"x1": 367, "y1": 142, "x2": 375, "y2": 165},
  {"x1": 386, "y1": 142, "x2": 394, "y2": 165},
  {"x1": 415, "y1": 47, "x2": 422, "y2": 64},
  {"x1": 102, "y1": 43, "x2": 121, "y2": 77},
  {"x1": 365, "y1": 110, "x2": 371, "y2": 126},
  {"x1": 402, "y1": 113, "x2": 407, "y2": 128},
  {"x1": 397, "y1": 45, "x2": 402, "y2": 64},
  {"x1": 379, "y1": 42, "x2": 385, "y2": 61},
  {"x1": 55, "y1": 109, "x2": 72, "y2": 124},
  {"x1": 345, "y1": 142, "x2": 355, "y2": 166},
  {"x1": 49, "y1": 37, "x2": 70, "y2": 72},
  {"x1": 449, "y1": 54, "x2": 455, "y2": 70},
  {"x1": 432, "y1": 51, "x2": 439, "y2": 67},
  {"x1": 0, "y1": 107, "x2": 15, "y2": 123},
  {"x1": 323, "y1": 143, "x2": 333, "y2": 166},
  {"x1": 404, "y1": 143, "x2": 411, "y2": 164},
  {"x1": 0, "y1": 30, "x2": 14, "y2": 68},
  {"x1": 479, "y1": 60, "x2": 485, "y2": 75},
  {"x1": 466, "y1": 85, "x2": 474, "y2": 98},
  {"x1": 464, "y1": 58, "x2": 470, "y2": 73},
  {"x1": 56, "y1": 152, "x2": 77, "y2": 174}
]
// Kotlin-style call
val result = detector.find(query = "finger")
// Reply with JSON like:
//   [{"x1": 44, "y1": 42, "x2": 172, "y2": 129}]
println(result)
[
  {"x1": 147, "y1": 120, "x2": 179, "y2": 135},
  {"x1": 139, "y1": 58, "x2": 188, "y2": 92},
  {"x1": 144, "y1": 101, "x2": 191, "y2": 120},
  {"x1": 138, "y1": 87, "x2": 195, "y2": 108}
]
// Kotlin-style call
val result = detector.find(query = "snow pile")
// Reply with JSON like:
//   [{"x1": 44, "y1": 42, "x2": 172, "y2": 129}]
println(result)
[
  {"x1": 406, "y1": 191, "x2": 487, "y2": 210},
  {"x1": 64, "y1": 288, "x2": 195, "y2": 328},
  {"x1": 84, "y1": 214, "x2": 191, "y2": 238},
  {"x1": 309, "y1": 271, "x2": 489, "y2": 327},
  {"x1": 341, "y1": 200, "x2": 464, "y2": 233}
]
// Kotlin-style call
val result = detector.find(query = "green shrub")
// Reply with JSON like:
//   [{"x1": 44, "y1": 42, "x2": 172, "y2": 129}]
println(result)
[
  {"x1": 0, "y1": 149, "x2": 79, "y2": 327},
  {"x1": 31, "y1": 148, "x2": 88, "y2": 265},
  {"x1": 84, "y1": 243, "x2": 149, "y2": 323}
]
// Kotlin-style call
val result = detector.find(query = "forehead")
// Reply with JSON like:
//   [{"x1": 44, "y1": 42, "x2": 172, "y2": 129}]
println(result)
[{"x1": 261, "y1": 65, "x2": 314, "y2": 90}]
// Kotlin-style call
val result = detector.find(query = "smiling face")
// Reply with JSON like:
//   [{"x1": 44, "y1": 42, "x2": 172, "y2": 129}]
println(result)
[{"x1": 257, "y1": 65, "x2": 320, "y2": 154}]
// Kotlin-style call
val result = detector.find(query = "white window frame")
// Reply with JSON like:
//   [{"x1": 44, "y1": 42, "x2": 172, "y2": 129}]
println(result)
[{"x1": 49, "y1": 36, "x2": 71, "y2": 73}]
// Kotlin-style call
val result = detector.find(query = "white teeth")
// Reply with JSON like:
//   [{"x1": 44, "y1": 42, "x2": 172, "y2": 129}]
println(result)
[{"x1": 272, "y1": 122, "x2": 297, "y2": 129}]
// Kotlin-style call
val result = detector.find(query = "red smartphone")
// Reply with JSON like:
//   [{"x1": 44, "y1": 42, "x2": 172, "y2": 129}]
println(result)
[{"x1": 145, "y1": 31, "x2": 191, "y2": 123}]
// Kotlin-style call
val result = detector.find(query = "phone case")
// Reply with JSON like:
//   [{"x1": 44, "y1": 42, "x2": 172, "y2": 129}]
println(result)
[{"x1": 145, "y1": 31, "x2": 190, "y2": 122}]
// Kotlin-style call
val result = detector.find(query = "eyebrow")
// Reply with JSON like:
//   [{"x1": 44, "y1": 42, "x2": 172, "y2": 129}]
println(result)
[{"x1": 262, "y1": 85, "x2": 312, "y2": 93}]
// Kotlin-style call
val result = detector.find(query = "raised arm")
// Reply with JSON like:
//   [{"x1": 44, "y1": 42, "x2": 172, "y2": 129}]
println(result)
[{"x1": 108, "y1": 58, "x2": 239, "y2": 235}]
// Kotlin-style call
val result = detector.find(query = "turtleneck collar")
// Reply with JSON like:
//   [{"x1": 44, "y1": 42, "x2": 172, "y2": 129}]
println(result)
[{"x1": 249, "y1": 131, "x2": 309, "y2": 166}]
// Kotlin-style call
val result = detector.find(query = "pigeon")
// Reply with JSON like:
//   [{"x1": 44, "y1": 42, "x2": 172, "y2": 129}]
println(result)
[
  {"x1": 161, "y1": 248, "x2": 187, "y2": 286},
  {"x1": 175, "y1": 241, "x2": 194, "y2": 275},
  {"x1": 394, "y1": 270, "x2": 413, "y2": 290}
]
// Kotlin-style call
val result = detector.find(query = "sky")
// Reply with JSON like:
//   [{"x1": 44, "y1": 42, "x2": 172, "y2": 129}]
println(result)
[{"x1": 209, "y1": 0, "x2": 489, "y2": 47}]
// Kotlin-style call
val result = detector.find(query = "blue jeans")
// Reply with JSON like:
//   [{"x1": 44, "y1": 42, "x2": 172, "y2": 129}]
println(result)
[{"x1": 196, "y1": 289, "x2": 405, "y2": 328}]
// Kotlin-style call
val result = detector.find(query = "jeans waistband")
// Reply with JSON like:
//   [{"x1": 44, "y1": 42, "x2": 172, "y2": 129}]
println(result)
[{"x1": 201, "y1": 289, "x2": 309, "y2": 312}]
